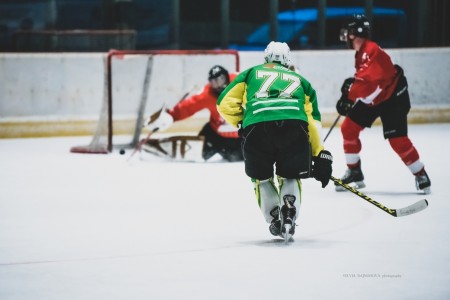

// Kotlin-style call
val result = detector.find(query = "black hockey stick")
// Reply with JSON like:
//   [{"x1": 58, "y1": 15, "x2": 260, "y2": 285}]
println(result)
[
  {"x1": 330, "y1": 176, "x2": 428, "y2": 217},
  {"x1": 323, "y1": 115, "x2": 341, "y2": 142}
]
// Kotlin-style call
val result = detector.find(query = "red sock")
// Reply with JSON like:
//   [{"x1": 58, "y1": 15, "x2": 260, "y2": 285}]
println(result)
[
  {"x1": 341, "y1": 118, "x2": 363, "y2": 155},
  {"x1": 388, "y1": 136, "x2": 420, "y2": 166}
]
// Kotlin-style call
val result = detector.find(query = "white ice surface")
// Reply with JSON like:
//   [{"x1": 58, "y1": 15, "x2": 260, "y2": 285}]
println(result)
[{"x1": 1, "y1": 124, "x2": 449, "y2": 300}]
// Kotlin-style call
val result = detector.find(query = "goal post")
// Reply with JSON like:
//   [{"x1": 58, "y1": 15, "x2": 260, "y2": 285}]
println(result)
[{"x1": 70, "y1": 49, "x2": 240, "y2": 154}]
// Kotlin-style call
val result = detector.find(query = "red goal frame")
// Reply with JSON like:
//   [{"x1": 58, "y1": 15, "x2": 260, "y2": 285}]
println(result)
[{"x1": 70, "y1": 49, "x2": 240, "y2": 154}]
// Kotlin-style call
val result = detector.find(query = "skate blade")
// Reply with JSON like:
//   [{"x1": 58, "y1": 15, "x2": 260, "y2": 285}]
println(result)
[
  {"x1": 335, "y1": 181, "x2": 366, "y2": 191},
  {"x1": 283, "y1": 224, "x2": 293, "y2": 244},
  {"x1": 420, "y1": 187, "x2": 431, "y2": 195}
]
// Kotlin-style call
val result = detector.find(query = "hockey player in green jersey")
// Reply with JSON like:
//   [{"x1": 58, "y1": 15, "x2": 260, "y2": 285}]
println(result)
[{"x1": 217, "y1": 41, "x2": 333, "y2": 241}]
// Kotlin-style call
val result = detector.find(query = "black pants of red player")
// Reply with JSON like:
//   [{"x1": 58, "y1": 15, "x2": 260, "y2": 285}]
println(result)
[
  {"x1": 347, "y1": 68, "x2": 411, "y2": 138},
  {"x1": 240, "y1": 120, "x2": 311, "y2": 180},
  {"x1": 198, "y1": 123, "x2": 243, "y2": 162}
]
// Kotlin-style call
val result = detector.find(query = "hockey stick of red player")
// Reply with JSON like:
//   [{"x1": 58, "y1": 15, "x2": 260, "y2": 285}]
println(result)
[
  {"x1": 323, "y1": 115, "x2": 341, "y2": 142},
  {"x1": 330, "y1": 176, "x2": 428, "y2": 217}
]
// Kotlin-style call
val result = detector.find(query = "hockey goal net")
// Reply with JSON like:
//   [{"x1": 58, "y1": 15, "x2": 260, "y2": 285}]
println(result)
[{"x1": 70, "y1": 49, "x2": 240, "y2": 154}]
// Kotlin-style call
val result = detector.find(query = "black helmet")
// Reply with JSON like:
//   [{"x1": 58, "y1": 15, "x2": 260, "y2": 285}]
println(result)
[
  {"x1": 208, "y1": 65, "x2": 229, "y2": 81},
  {"x1": 340, "y1": 14, "x2": 371, "y2": 42},
  {"x1": 208, "y1": 65, "x2": 230, "y2": 94}
]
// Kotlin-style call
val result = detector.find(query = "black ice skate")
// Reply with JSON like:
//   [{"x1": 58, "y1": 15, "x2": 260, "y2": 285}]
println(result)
[
  {"x1": 268, "y1": 207, "x2": 281, "y2": 237},
  {"x1": 335, "y1": 163, "x2": 365, "y2": 191},
  {"x1": 201, "y1": 141, "x2": 218, "y2": 160},
  {"x1": 269, "y1": 219, "x2": 282, "y2": 236},
  {"x1": 415, "y1": 169, "x2": 431, "y2": 194},
  {"x1": 280, "y1": 195, "x2": 296, "y2": 243}
]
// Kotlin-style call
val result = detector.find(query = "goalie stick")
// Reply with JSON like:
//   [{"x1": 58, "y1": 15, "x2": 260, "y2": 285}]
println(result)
[
  {"x1": 331, "y1": 176, "x2": 429, "y2": 217},
  {"x1": 143, "y1": 135, "x2": 205, "y2": 159},
  {"x1": 126, "y1": 88, "x2": 194, "y2": 161},
  {"x1": 126, "y1": 106, "x2": 165, "y2": 162}
]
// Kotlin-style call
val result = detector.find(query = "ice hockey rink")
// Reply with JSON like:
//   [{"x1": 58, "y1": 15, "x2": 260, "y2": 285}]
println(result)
[{"x1": 1, "y1": 123, "x2": 449, "y2": 300}]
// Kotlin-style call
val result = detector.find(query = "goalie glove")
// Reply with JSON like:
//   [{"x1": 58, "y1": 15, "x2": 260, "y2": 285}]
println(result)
[
  {"x1": 312, "y1": 150, "x2": 333, "y2": 188},
  {"x1": 144, "y1": 109, "x2": 174, "y2": 132}
]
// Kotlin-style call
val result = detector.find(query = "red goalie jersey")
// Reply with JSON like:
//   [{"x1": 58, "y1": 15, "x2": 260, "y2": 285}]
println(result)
[{"x1": 167, "y1": 73, "x2": 239, "y2": 139}]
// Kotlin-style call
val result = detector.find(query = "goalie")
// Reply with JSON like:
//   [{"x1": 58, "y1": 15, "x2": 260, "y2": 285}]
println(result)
[{"x1": 144, "y1": 65, "x2": 243, "y2": 162}]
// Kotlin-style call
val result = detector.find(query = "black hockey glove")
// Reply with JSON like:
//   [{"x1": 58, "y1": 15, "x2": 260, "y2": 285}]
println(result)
[
  {"x1": 312, "y1": 150, "x2": 333, "y2": 188},
  {"x1": 336, "y1": 77, "x2": 355, "y2": 116},
  {"x1": 341, "y1": 77, "x2": 354, "y2": 96},
  {"x1": 336, "y1": 95, "x2": 353, "y2": 116}
]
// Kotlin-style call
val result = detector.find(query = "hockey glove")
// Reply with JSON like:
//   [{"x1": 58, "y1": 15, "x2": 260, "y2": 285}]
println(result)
[
  {"x1": 144, "y1": 110, "x2": 174, "y2": 132},
  {"x1": 341, "y1": 77, "x2": 354, "y2": 96},
  {"x1": 312, "y1": 150, "x2": 333, "y2": 188},
  {"x1": 336, "y1": 95, "x2": 353, "y2": 116}
]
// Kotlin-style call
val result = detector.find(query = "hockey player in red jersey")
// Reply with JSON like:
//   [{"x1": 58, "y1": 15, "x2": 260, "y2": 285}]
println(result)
[
  {"x1": 336, "y1": 14, "x2": 431, "y2": 194},
  {"x1": 145, "y1": 65, "x2": 243, "y2": 162}
]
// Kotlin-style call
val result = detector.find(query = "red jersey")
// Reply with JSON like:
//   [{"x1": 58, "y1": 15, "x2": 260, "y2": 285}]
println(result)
[
  {"x1": 168, "y1": 74, "x2": 239, "y2": 138},
  {"x1": 348, "y1": 40, "x2": 399, "y2": 106}
]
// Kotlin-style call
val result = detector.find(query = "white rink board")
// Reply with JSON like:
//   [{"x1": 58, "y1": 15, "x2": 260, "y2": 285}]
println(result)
[
  {"x1": 110, "y1": 53, "x2": 238, "y2": 117},
  {"x1": 0, "y1": 48, "x2": 449, "y2": 138},
  {"x1": 239, "y1": 47, "x2": 450, "y2": 109},
  {"x1": 0, "y1": 53, "x2": 105, "y2": 117}
]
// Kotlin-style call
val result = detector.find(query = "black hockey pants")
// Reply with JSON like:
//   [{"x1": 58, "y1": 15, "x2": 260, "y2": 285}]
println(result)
[
  {"x1": 240, "y1": 120, "x2": 311, "y2": 180},
  {"x1": 348, "y1": 65, "x2": 411, "y2": 139}
]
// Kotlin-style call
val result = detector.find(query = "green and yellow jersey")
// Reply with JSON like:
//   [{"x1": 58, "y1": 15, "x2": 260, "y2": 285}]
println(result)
[{"x1": 217, "y1": 62, "x2": 324, "y2": 156}]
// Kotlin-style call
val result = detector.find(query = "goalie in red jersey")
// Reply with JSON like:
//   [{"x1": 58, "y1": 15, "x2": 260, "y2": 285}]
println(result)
[
  {"x1": 335, "y1": 14, "x2": 431, "y2": 194},
  {"x1": 144, "y1": 65, "x2": 243, "y2": 162}
]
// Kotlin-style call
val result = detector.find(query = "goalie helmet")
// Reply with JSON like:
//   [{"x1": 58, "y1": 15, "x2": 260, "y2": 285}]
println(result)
[
  {"x1": 340, "y1": 14, "x2": 371, "y2": 42},
  {"x1": 208, "y1": 65, "x2": 229, "y2": 94},
  {"x1": 264, "y1": 41, "x2": 291, "y2": 67}
]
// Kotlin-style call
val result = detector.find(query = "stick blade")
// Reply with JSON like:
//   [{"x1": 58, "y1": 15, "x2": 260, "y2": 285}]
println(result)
[{"x1": 395, "y1": 199, "x2": 429, "y2": 217}]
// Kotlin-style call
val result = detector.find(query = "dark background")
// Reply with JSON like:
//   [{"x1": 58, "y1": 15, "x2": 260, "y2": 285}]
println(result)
[{"x1": 0, "y1": 0, "x2": 448, "y2": 52}]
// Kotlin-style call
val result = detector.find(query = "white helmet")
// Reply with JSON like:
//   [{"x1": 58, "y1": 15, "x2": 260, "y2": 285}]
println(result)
[{"x1": 264, "y1": 41, "x2": 291, "y2": 66}]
